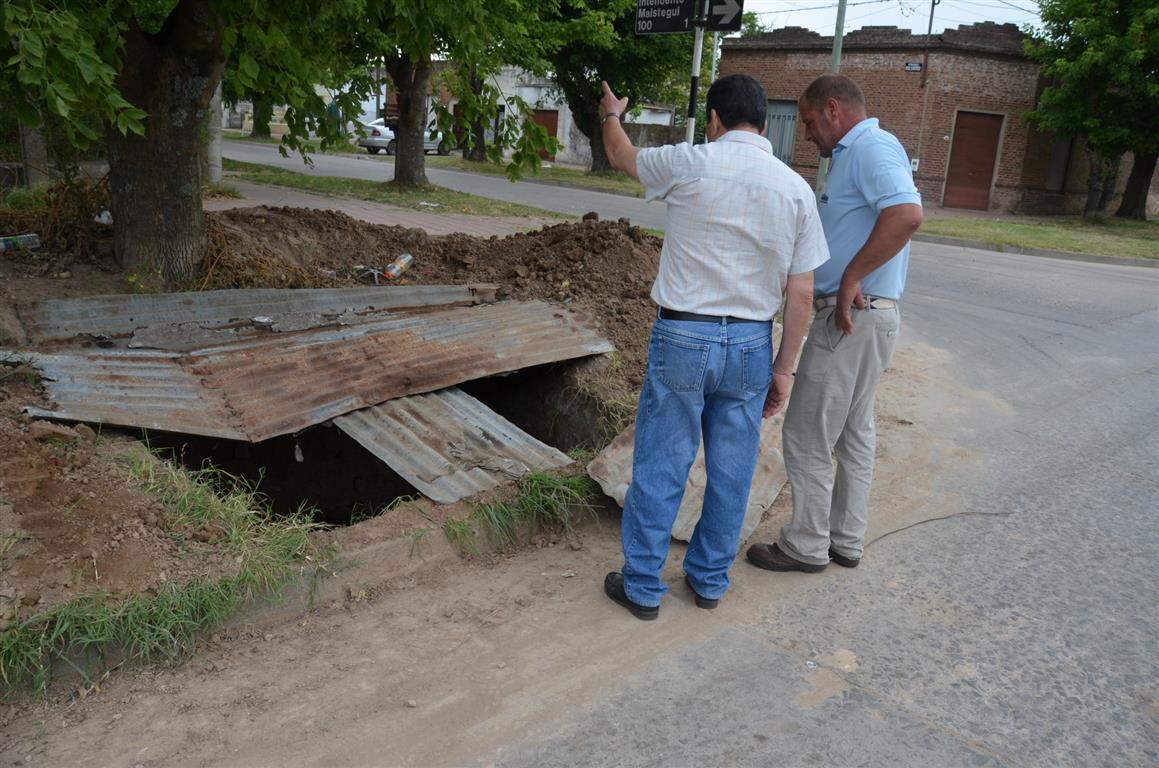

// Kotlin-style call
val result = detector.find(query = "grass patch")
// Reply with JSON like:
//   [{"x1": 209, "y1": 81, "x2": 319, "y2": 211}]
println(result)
[
  {"x1": 1, "y1": 184, "x2": 50, "y2": 210},
  {"x1": 425, "y1": 155, "x2": 645, "y2": 197},
  {"x1": 455, "y1": 471, "x2": 599, "y2": 554},
  {"x1": 442, "y1": 518, "x2": 479, "y2": 557},
  {"x1": 1, "y1": 452, "x2": 320, "y2": 696},
  {"x1": 222, "y1": 129, "x2": 361, "y2": 155},
  {"x1": 203, "y1": 182, "x2": 242, "y2": 199},
  {"x1": 222, "y1": 158, "x2": 568, "y2": 220},
  {"x1": 921, "y1": 214, "x2": 1159, "y2": 261}
]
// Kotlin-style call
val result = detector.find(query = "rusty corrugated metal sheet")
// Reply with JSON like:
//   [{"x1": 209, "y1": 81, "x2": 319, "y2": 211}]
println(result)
[
  {"x1": 23, "y1": 285, "x2": 499, "y2": 342},
  {"x1": 586, "y1": 414, "x2": 787, "y2": 544},
  {"x1": 333, "y1": 387, "x2": 572, "y2": 504},
  {"x1": 20, "y1": 301, "x2": 614, "y2": 441},
  {"x1": 17, "y1": 350, "x2": 249, "y2": 439}
]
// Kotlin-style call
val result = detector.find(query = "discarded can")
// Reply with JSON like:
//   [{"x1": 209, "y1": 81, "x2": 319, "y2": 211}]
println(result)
[
  {"x1": 383, "y1": 253, "x2": 413, "y2": 281},
  {"x1": 0, "y1": 233, "x2": 41, "y2": 253}
]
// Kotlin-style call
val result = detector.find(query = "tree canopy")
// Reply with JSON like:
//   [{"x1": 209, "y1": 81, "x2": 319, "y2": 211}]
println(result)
[
  {"x1": 544, "y1": 0, "x2": 691, "y2": 170},
  {"x1": 2, "y1": 0, "x2": 372, "y2": 282},
  {"x1": 1025, "y1": 0, "x2": 1159, "y2": 217}
]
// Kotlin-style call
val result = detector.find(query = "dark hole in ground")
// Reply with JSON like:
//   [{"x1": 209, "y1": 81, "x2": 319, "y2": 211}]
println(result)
[
  {"x1": 142, "y1": 359, "x2": 609, "y2": 526},
  {"x1": 459, "y1": 359, "x2": 607, "y2": 453},
  {"x1": 145, "y1": 424, "x2": 420, "y2": 526}
]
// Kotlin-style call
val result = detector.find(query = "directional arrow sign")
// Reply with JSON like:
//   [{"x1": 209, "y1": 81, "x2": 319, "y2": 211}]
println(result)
[
  {"x1": 636, "y1": 0, "x2": 697, "y2": 35},
  {"x1": 705, "y1": 0, "x2": 743, "y2": 31}
]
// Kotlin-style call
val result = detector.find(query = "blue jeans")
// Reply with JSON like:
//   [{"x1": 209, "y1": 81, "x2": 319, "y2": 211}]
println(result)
[{"x1": 621, "y1": 314, "x2": 773, "y2": 607}]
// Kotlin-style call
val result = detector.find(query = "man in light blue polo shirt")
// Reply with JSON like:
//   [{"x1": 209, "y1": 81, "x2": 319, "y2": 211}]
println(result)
[{"x1": 748, "y1": 74, "x2": 923, "y2": 573}]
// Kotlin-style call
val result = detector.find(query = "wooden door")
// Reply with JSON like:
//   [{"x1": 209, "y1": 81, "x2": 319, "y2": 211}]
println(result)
[
  {"x1": 943, "y1": 111, "x2": 1003, "y2": 209},
  {"x1": 531, "y1": 110, "x2": 558, "y2": 161}
]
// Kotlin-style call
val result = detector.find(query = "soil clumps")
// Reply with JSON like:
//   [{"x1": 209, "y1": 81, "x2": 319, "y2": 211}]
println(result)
[{"x1": 0, "y1": 205, "x2": 663, "y2": 627}]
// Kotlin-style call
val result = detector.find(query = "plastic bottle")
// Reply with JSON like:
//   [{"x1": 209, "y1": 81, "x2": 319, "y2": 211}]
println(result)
[
  {"x1": 383, "y1": 253, "x2": 413, "y2": 281},
  {"x1": 0, "y1": 233, "x2": 40, "y2": 253}
]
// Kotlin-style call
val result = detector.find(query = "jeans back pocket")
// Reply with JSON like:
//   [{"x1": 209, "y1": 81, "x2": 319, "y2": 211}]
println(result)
[
  {"x1": 741, "y1": 335, "x2": 773, "y2": 394},
  {"x1": 655, "y1": 334, "x2": 710, "y2": 392}
]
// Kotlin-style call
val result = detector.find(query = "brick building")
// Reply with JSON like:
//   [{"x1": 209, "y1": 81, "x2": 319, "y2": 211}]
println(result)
[{"x1": 722, "y1": 22, "x2": 1154, "y2": 214}]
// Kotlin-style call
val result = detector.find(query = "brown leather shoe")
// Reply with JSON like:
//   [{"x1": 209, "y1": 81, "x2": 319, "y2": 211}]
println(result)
[{"x1": 745, "y1": 542, "x2": 827, "y2": 573}]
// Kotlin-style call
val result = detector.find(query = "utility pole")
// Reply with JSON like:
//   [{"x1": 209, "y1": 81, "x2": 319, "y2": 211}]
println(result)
[
  {"x1": 711, "y1": 31, "x2": 721, "y2": 82},
  {"x1": 915, "y1": 0, "x2": 941, "y2": 164},
  {"x1": 814, "y1": 0, "x2": 848, "y2": 197}
]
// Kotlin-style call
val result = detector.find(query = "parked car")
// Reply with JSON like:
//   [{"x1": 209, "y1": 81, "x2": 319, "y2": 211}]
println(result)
[
  {"x1": 356, "y1": 119, "x2": 394, "y2": 155},
  {"x1": 357, "y1": 118, "x2": 452, "y2": 156}
]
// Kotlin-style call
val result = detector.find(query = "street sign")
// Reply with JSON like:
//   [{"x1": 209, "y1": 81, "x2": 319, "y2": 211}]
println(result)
[
  {"x1": 704, "y1": 0, "x2": 743, "y2": 32},
  {"x1": 635, "y1": 0, "x2": 696, "y2": 35}
]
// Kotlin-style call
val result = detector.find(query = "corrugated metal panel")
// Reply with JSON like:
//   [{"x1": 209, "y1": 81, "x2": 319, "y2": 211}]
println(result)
[
  {"x1": 20, "y1": 350, "x2": 248, "y2": 439},
  {"x1": 24, "y1": 285, "x2": 499, "y2": 342},
  {"x1": 334, "y1": 387, "x2": 572, "y2": 504},
  {"x1": 20, "y1": 301, "x2": 614, "y2": 442},
  {"x1": 586, "y1": 414, "x2": 788, "y2": 544}
]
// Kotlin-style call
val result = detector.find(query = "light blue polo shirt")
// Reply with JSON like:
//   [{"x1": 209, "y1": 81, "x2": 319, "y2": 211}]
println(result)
[{"x1": 813, "y1": 118, "x2": 921, "y2": 300}]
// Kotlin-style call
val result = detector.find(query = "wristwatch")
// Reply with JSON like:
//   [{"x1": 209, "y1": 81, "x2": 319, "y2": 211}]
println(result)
[{"x1": 601, "y1": 112, "x2": 621, "y2": 125}]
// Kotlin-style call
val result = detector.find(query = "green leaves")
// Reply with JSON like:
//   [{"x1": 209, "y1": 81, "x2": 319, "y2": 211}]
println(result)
[
  {"x1": 1, "y1": 0, "x2": 146, "y2": 146},
  {"x1": 1026, "y1": 0, "x2": 1158, "y2": 156}
]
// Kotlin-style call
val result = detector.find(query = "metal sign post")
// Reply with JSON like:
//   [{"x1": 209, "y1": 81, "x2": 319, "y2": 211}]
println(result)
[
  {"x1": 686, "y1": 15, "x2": 706, "y2": 144},
  {"x1": 636, "y1": 0, "x2": 743, "y2": 145}
]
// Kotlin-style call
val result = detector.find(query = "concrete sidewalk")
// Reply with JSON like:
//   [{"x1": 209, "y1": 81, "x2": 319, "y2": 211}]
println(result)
[{"x1": 203, "y1": 180, "x2": 555, "y2": 237}]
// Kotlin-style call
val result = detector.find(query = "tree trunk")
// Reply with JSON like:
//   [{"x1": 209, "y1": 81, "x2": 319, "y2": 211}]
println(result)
[
  {"x1": 107, "y1": 0, "x2": 225, "y2": 286},
  {"x1": 466, "y1": 70, "x2": 487, "y2": 163},
  {"x1": 204, "y1": 84, "x2": 223, "y2": 185},
  {"x1": 385, "y1": 53, "x2": 432, "y2": 186},
  {"x1": 1097, "y1": 154, "x2": 1122, "y2": 211},
  {"x1": 587, "y1": 114, "x2": 611, "y2": 172},
  {"x1": 18, "y1": 124, "x2": 51, "y2": 185},
  {"x1": 1115, "y1": 151, "x2": 1157, "y2": 220},
  {"x1": 250, "y1": 97, "x2": 273, "y2": 138},
  {"x1": 1083, "y1": 149, "x2": 1119, "y2": 219}
]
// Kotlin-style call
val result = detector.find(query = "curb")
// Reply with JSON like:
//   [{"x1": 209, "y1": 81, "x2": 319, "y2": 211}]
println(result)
[{"x1": 913, "y1": 234, "x2": 1158, "y2": 269}]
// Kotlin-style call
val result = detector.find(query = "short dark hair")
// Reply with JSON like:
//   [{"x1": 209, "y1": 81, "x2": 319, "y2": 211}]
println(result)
[
  {"x1": 706, "y1": 74, "x2": 767, "y2": 131},
  {"x1": 802, "y1": 74, "x2": 866, "y2": 112}
]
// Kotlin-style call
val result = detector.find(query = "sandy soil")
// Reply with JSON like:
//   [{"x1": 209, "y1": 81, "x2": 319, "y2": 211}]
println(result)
[
  {"x1": 0, "y1": 203, "x2": 974, "y2": 766},
  {"x1": 0, "y1": 208, "x2": 660, "y2": 630}
]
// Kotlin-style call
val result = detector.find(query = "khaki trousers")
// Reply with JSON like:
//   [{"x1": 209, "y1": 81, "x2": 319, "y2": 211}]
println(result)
[{"x1": 778, "y1": 304, "x2": 900, "y2": 565}]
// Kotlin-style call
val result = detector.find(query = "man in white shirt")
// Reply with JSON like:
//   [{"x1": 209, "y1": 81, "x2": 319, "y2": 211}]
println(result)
[{"x1": 598, "y1": 75, "x2": 829, "y2": 620}]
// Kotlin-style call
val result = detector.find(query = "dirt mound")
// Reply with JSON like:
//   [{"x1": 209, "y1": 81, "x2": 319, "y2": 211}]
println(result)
[
  {"x1": 1, "y1": 203, "x2": 664, "y2": 635},
  {"x1": 0, "y1": 374, "x2": 233, "y2": 624},
  {"x1": 204, "y1": 207, "x2": 661, "y2": 381}
]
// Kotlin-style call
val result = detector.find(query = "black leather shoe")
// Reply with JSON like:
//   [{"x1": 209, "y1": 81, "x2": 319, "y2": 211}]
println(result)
[
  {"x1": 604, "y1": 572, "x2": 659, "y2": 620},
  {"x1": 828, "y1": 547, "x2": 860, "y2": 568},
  {"x1": 684, "y1": 574, "x2": 719, "y2": 609},
  {"x1": 746, "y1": 542, "x2": 827, "y2": 573}
]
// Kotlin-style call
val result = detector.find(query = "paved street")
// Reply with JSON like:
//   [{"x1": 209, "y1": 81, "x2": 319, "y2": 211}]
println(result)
[
  {"x1": 218, "y1": 143, "x2": 1159, "y2": 765},
  {"x1": 498, "y1": 243, "x2": 1159, "y2": 768},
  {"x1": 223, "y1": 140, "x2": 669, "y2": 229}
]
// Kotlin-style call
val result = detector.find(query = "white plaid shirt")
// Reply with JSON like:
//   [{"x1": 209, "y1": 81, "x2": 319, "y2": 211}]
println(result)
[{"x1": 636, "y1": 131, "x2": 829, "y2": 320}]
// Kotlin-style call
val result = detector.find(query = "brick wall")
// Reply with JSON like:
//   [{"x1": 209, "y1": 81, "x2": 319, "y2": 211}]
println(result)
[{"x1": 722, "y1": 23, "x2": 1071, "y2": 212}]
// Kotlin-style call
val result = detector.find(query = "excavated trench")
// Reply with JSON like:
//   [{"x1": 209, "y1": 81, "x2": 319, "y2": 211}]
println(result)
[{"x1": 145, "y1": 360, "x2": 611, "y2": 525}]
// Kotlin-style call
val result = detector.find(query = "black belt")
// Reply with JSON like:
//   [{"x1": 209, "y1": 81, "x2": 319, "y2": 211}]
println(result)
[{"x1": 658, "y1": 307, "x2": 765, "y2": 324}]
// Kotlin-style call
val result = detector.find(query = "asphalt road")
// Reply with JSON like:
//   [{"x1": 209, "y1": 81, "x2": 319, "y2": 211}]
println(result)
[
  {"x1": 498, "y1": 244, "x2": 1159, "y2": 768},
  {"x1": 223, "y1": 141, "x2": 1159, "y2": 765},
  {"x1": 223, "y1": 140, "x2": 668, "y2": 228}
]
